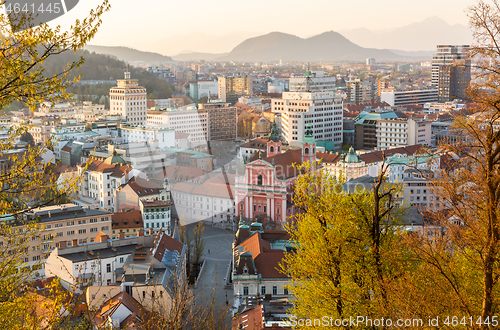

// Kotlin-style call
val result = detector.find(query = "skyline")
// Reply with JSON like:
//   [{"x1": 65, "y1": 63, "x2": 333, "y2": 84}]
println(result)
[{"x1": 29, "y1": 0, "x2": 475, "y2": 54}]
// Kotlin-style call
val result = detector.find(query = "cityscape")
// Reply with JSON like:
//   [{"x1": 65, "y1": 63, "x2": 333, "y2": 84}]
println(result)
[{"x1": 1, "y1": 0, "x2": 500, "y2": 329}]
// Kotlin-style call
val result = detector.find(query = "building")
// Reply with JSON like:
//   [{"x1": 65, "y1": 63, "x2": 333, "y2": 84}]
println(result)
[
  {"x1": 323, "y1": 147, "x2": 371, "y2": 182},
  {"x1": 114, "y1": 176, "x2": 171, "y2": 212},
  {"x1": 218, "y1": 76, "x2": 252, "y2": 103},
  {"x1": 111, "y1": 210, "x2": 144, "y2": 239},
  {"x1": 140, "y1": 198, "x2": 173, "y2": 234},
  {"x1": 235, "y1": 125, "x2": 316, "y2": 227},
  {"x1": 189, "y1": 80, "x2": 218, "y2": 100},
  {"x1": 0, "y1": 203, "x2": 112, "y2": 276},
  {"x1": 346, "y1": 79, "x2": 372, "y2": 104},
  {"x1": 232, "y1": 224, "x2": 291, "y2": 302},
  {"x1": 120, "y1": 125, "x2": 175, "y2": 149},
  {"x1": 437, "y1": 59, "x2": 471, "y2": 102},
  {"x1": 109, "y1": 72, "x2": 148, "y2": 125},
  {"x1": 376, "y1": 117, "x2": 432, "y2": 149},
  {"x1": 271, "y1": 91, "x2": 343, "y2": 148},
  {"x1": 198, "y1": 102, "x2": 238, "y2": 141},
  {"x1": 380, "y1": 88, "x2": 438, "y2": 107},
  {"x1": 76, "y1": 157, "x2": 135, "y2": 212},
  {"x1": 354, "y1": 110, "x2": 407, "y2": 150},
  {"x1": 147, "y1": 105, "x2": 209, "y2": 146},
  {"x1": 431, "y1": 45, "x2": 470, "y2": 87},
  {"x1": 289, "y1": 71, "x2": 336, "y2": 92}
]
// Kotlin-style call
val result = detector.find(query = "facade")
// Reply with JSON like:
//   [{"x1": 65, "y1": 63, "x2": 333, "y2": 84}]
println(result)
[
  {"x1": 218, "y1": 76, "x2": 252, "y2": 102},
  {"x1": 431, "y1": 45, "x2": 470, "y2": 87},
  {"x1": 120, "y1": 125, "x2": 175, "y2": 149},
  {"x1": 235, "y1": 125, "x2": 316, "y2": 227},
  {"x1": 189, "y1": 80, "x2": 218, "y2": 100},
  {"x1": 324, "y1": 147, "x2": 371, "y2": 182},
  {"x1": 109, "y1": 72, "x2": 148, "y2": 125},
  {"x1": 0, "y1": 203, "x2": 112, "y2": 275},
  {"x1": 232, "y1": 227, "x2": 291, "y2": 303},
  {"x1": 271, "y1": 91, "x2": 343, "y2": 148},
  {"x1": 437, "y1": 59, "x2": 471, "y2": 102},
  {"x1": 140, "y1": 199, "x2": 173, "y2": 234},
  {"x1": 114, "y1": 176, "x2": 171, "y2": 212},
  {"x1": 147, "y1": 105, "x2": 209, "y2": 146},
  {"x1": 76, "y1": 158, "x2": 134, "y2": 212},
  {"x1": 354, "y1": 110, "x2": 407, "y2": 150},
  {"x1": 289, "y1": 71, "x2": 336, "y2": 92},
  {"x1": 197, "y1": 102, "x2": 238, "y2": 141},
  {"x1": 380, "y1": 88, "x2": 438, "y2": 107},
  {"x1": 346, "y1": 79, "x2": 372, "y2": 104},
  {"x1": 376, "y1": 117, "x2": 432, "y2": 150}
]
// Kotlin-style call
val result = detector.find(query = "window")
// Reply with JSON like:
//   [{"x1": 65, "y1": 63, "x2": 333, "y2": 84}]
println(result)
[
  {"x1": 101, "y1": 226, "x2": 109, "y2": 231},
  {"x1": 56, "y1": 232, "x2": 63, "y2": 237},
  {"x1": 33, "y1": 255, "x2": 40, "y2": 261},
  {"x1": 273, "y1": 286, "x2": 278, "y2": 295},
  {"x1": 284, "y1": 288, "x2": 289, "y2": 295},
  {"x1": 106, "y1": 264, "x2": 111, "y2": 273},
  {"x1": 78, "y1": 220, "x2": 86, "y2": 225},
  {"x1": 67, "y1": 230, "x2": 75, "y2": 236},
  {"x1": 55, "y1": 223, "x2": 63, "y2": 228},
  {"x1": 66, "y1": 221, "x2": 74, "y2": 226},
  {"x1": 120, "y1": 257, "x2": 124, "y2": 263},
  {"x1": 90, "y1": 218, "x2": 98, "y2": 223},
  {"x1": 143, "y1": 291, "x2": 146, "y2": 298},
  {"x1": 264, "y1": 206, "x2": 267, "y2": 213},
  {"x1": 253, "y1": 205, "x2": 256, "y2": 212},
  {"x1": 261, "y1": 286, "x2": 266, "y2": 295},
  {"x1": 243, "y1": 287, "x2": 249, "y2": 295},
  {"x1": 78, "y1": 229, "x2": 87, "y2": 234},
  {"x1": 90, "y1": 227, "x2": 98, "y2": 233},
  {"x1": 257, "y1": 175, "x2": 262, "y2": 185}
]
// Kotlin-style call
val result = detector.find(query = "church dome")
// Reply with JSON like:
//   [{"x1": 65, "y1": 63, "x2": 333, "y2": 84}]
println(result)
[
  {"x1": 344, "y1": 147, "x2": 360, "y2": 163},
  {"x1": 104, "y1": 150, "x2": 126, "y2": 165}
]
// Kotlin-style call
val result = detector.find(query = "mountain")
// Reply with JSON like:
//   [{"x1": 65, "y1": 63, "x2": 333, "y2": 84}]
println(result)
[
  {"x1": 85, "y1": 45, "x2": 172, "y2": 63},
  {"x1": 148, "y1": 31, "x2": 260, "y2": 56},
  {"x1": 340, "y1": 16, "x2": 472, "y2": 51},
  {"x1": 220, "y1": 31, "x2": 404, "y2": 62}
]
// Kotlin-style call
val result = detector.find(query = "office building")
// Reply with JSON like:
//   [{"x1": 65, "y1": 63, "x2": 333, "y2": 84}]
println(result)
[
  {"x1": 218, "y1": 76, "x2": 252, "y2": 102},
  {"x1": 431, "y1": 45, "x2": 470, "y2": 87},
  {"x1": 109, "y1": 72, "x2": 148, "y2": 125},
  {"x1": 289, "y1": 71, "x2": 336, "y2": 92},
  {"x1": 380, "y1": 88, "x2": 438, "y2": 107},
  {"x1": 346, "y1": 79, "x2": 372, "y2": 104},
  {"x1": 271, "y1": 91, "x2": 343, "y2": 148},
  {"x1": 197, "y1": 102, "x2": 237, "y2": 141}
]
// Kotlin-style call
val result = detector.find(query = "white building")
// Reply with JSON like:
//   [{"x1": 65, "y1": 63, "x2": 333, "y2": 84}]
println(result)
[
  {"x1": 271, "y1": 91, "x2": 343, "y2": 148},
  {"x1": 289, "y1": 71, "x2": 336, "y2": 92},
  {"x1": 381, "y1": 88, "x2": 438, "y2": 107},
  {"x1": 120, "y1": 125, "x2": 175, "y2": 149},
  {"x1": 146, "y1": 105, "x2": 208, "y2": 146},
  {"x1": 197, "y1": 80, "x2": 218, "y2": 98},
  {"x1": 109, "y1": 72, "x2": 148, "y2": 125},
  {"x1": 376, "y1": 117, "x2": 432, "y2": 150}
]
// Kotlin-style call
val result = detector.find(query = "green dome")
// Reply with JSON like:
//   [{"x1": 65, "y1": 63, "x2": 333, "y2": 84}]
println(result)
[
  {"x1": 268, "y1": 121, "x2": 280, "y2": 142},
  {"x1": 104, "y1": 150, "x2": 126, "y2": 165},
  {"x1": 344, "y1": 147, "x2": 360, "y2": 163}
]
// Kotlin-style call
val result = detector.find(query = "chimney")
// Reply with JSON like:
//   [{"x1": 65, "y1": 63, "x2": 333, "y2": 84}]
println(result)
[
  {"x1": 138, "y1": 229, "x2": 144, "y2": 236},
  {"x1": 119, "y1": 233, "x2": 125, "y2": 239},
  {"x1": 59, "y1": 241, "x2": 67, "y2": 248},
  {"x1": 99, "y1": 235, "x2": 109, "y2": 242}
]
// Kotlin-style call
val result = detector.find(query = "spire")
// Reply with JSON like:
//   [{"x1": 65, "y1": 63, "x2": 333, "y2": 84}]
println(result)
[
  {"x1": 268, "y1": 120, "x2": 280, "y2": 142},
  {"x1": 303, "y1": 123, "x2": 315, "y2": 145},
  {"x1": 239, "y1": 213, "x2": 244, "y2": 227}
]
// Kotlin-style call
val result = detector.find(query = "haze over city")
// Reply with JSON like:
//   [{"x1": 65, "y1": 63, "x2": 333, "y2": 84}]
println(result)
[{"x1": 30, "y1": 0, "x2": 475, "y2": 54}]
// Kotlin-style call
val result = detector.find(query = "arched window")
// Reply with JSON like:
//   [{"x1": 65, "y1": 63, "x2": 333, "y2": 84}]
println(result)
[
  {"x1": 270, "y1": 146, "x2": 274, "y2": 153},
  {"x1": 278, "y1": 146, "x2": 281, "y2": 152},
  {"x1": 305, "y1": 147, "x2": 309, "y2": 155},
  {"x1": 145, "y1": 215, "x2": 149, "y2": 220},
  {"x1": 258, "y1": 205, "x2": 261, "y2": 212},
  {"x1": 257, "y1": 175, "x2": 262, "y2": 185}
]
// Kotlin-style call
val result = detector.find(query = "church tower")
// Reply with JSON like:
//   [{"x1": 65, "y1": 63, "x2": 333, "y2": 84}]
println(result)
[
  {"x1": 266, "y1": 121, "x2": 282, "y2": 157},
  {"x1": 302, "y1": 123, "x2": 316, "y2": 164}
]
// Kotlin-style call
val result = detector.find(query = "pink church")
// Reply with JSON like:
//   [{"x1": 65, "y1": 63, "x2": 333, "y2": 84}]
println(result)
[{"x1": 235, "y1": 123, "x2": 317, "y2": 228}]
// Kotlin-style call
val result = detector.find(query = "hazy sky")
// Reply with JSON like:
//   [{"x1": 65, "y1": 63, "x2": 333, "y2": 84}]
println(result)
[{"x1": 46, "y1": 0, "x2": 474, "y2": 45}]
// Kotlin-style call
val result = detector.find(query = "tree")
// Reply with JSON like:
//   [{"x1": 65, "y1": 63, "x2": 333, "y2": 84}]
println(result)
[
  {"x1": 281, "y1": 160, "x2": 408, "y2": 323},
  {"x1": 0, "y1": 1, "x2": 110, "y2": 328},
  {"x1": 193, "y1": 221, "x2": 206, "y2": 267}
]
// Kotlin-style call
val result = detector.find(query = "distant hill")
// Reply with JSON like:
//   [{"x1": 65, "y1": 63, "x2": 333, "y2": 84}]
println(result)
[
  {"x1": 219, "y1": 31, "x2": 404, "y2": 62},
  {"x1": 340, "y1": 16, "x2": 472, "y2": 52},
  {"x1": 85, "y1": 45, "x2": 172, "y2": 63}
]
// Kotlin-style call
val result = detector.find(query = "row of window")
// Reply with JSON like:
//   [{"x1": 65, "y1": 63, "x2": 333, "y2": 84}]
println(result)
[{"x1": 242, "y1": 286, "x2": 288, "y2": 296}]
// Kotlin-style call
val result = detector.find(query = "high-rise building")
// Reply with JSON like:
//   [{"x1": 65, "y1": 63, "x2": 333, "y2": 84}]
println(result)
[
  {"x1": 346, "y1": 79, "x2": 372, "y2": 104},
  {"x1": 432, "y1": 45, "x2": 471, "y2": 101},
  {"x1": 198, "y1": 102, "x2": 237, "y2": 141},
  {"x1": 271, "y1": 91, "x2": 343, "y2": 148},
  {"x1": 289, "y1": 71, "x2": 336, "y2": 92},
  {"x1": 109, "y1": 72, "x2": 148, "y2": 125},
  {"x1": 218, "y1": 76, "x2": 252, "y2": 102}
]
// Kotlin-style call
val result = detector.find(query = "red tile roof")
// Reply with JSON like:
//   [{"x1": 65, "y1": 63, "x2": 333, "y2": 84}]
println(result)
[
  {"x1": 125, "y1": 177, "x2": 162, "y2": 196},
  {"x1": 153, "y1": 232, "x2": 184, "y2": 262},
  {"x1": 112, "y1": 210, "x2": 143, "y2": 230},
  {"x1": 84, "y1": 159, "x2": 132, "y2": 177},
  {"x1": 61, "y1": 146, "x2": 72, "y2": 152},
  {"x1": 250, "y1": 149, "x2": 303, "y2": 180}
]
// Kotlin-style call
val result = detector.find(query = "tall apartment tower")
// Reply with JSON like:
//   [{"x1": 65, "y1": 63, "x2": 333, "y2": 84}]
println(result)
[
  {"x1": 198, "y1": 102, "x2": 237, "y2": 141},
  {"x1": 218, "y1": 76, "x2": 252, "y2": 103},
  {"x1": 432, "y1": 45, "x2": 471, "y2": 101},
  {"x1": 346, "y1": 79, "x2": 372, "y2": 104},
  {"x1": 271, "y1": 91, "x2": 343, "y2": 149},
  {"x1": 109, "y1": 72, "x2": 148, "y2": 125}
]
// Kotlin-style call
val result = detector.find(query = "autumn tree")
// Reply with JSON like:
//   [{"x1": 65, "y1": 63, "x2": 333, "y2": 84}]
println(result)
[
  {"x1": 0, "y1": 1, "x2": 110, "y2": 327},
  {"x1": 281, "y1": 160, "x2": 409, "y2": 327}
]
